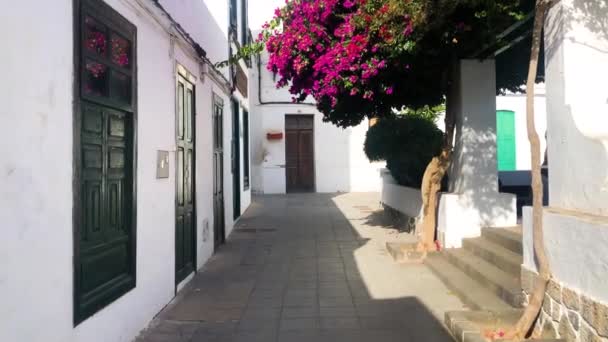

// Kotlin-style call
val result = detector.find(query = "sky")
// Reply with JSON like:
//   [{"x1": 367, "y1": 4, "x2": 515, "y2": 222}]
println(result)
[{"x1": 248, "y1": 0, "x2": 284, "y2": 31}]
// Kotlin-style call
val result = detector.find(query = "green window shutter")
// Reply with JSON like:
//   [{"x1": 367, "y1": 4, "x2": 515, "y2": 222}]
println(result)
[{"x1": 496, "y1": 110, "x2": 516, "y2": 171}]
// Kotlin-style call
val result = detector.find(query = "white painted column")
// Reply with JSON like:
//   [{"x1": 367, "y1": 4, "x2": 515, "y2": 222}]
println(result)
[{"x1": 438, "y1": 59, "x2": 517, "y2": 248}]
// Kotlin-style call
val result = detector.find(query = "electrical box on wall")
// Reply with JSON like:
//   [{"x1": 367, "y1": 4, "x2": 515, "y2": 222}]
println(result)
[{"x1": 156, "y1": 150, "x2": 169, "y2": 179}]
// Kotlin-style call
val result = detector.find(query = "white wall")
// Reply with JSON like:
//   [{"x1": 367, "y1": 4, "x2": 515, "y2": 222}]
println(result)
[
  {"x1": 380, "y1": 170, "x2": 423, "y2": 219},
  {"x1": 520, "y1": 0, "x2": 608, "y2": 312},
  {"x1": 495, "y1": 85, "x2": 548, "y2": 171},
  {"x1": 250, "y1": 51, "x2": 383, "y2": 194},
  {"x1": 159, "y1": 0, "x2": 229, "y2": 79},
  {"x1": 160, "y1": 0, "x2": 251, "y2": 225},
  {"x1": 0, "y1": 1, "x2": 235, "y2": 341},
  {"x1": 0, "y1": 2, "x2": 74, "y2": 341},
  {"x1": 522, "y1": 207, "x2": 608, "y2": 304},
  {"x1": 544, "y1": 0, "x2": 608, "y2": 216},
  {"x1": 439, "y1": 60, "x2": 516, "y2": 248}
]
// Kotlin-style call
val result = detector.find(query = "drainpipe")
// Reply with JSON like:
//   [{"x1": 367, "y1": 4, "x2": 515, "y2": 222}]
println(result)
[{"x1": 257, "y1": 55, "x2": 316, "y2": 107}]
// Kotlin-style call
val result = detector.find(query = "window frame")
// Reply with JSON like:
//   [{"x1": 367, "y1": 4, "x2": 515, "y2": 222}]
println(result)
[
  {"x1": 240, "y1": 0, "x2": 248, "y2": 46},
  {"x1": 72, "y1": 0, "x2": 138, "y2": 326},
  {"x1": 229, "y1": 0, "x2": 238, "y2": 36}
]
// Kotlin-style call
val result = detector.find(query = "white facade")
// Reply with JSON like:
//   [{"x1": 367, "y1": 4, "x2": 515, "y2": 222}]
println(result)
[
  {"x1": 522, "y1": 0, "x2": 608, "y2": 313},
  {"x1": 0, "y1": 1, "x2": 250, "y2": 341},
  {"x1": 250, "y1": 51, "x2": 384, "y2": 194}
]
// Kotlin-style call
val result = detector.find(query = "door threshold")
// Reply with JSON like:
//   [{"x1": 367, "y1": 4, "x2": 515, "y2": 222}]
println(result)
[{"x1": 176, "y1": 272, "x2": 195, "y2": 294}]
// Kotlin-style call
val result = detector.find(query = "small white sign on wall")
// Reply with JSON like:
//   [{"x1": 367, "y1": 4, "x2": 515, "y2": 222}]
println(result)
[{"x1": 156, "y1": 150, "x2": 170, "y2": 179}]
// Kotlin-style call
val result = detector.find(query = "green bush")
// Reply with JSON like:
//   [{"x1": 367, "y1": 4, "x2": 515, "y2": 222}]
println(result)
[{"x1": 364, "y1": 115, "x2": 443, "y2": 188}]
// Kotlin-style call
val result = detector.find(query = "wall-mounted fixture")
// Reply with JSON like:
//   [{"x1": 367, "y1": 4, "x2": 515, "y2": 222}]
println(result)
[
  {"x1": 156, "y1": 150, "x2": 170, "y2": 179},
  {"x1": 266, "y1": 132, "x2": 283, "y2": 140}
]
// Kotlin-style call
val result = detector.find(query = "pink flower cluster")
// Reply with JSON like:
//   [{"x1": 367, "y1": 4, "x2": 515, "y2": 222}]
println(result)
[{"x1": 264, "y1": 0, "x2": 415, "y2": 108}]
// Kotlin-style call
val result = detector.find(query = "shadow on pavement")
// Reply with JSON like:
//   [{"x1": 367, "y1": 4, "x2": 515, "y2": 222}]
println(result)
[{"x1": 138, "y1": 193, "x2": 458, "y2": 342}]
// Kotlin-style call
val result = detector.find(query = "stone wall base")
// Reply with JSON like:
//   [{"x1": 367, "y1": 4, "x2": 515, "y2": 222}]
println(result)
[{"x1": 521, "y1": 266, "x2": 608, "y2": 341}]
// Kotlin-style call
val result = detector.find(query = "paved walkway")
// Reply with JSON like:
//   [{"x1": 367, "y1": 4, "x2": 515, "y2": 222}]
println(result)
[{"x1": 137, "y1": 193, "x2": 464, "y2": 342}]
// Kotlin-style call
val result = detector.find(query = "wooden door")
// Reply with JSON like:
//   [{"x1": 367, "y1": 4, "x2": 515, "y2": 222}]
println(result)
[
  {"x1": 231, "y1": 99, "x2": 241, "y2": 219},
  {"x1": 497, "y1": 110, "x2": 516, "y2": 171},
  {"x1": 74, "y1": 0, "x2": 137, "y2": 324},
  {"x1": 213, "y1": 95, "x2": 225, "y2": 248},
  {"x1": 285, "y1": 115, "x2": 315, "y2": 192},
  {"x1": 175, "y1": 75, "x2": 196, "y2": 284}
]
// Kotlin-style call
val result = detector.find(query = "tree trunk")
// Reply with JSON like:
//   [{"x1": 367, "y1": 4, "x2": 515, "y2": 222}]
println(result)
[
  {"x1": 417, "y1": 149, "x2": 450, "y2": 251},
  {"x1": 506, "y1": 0, "x2": 552, "y2": 339},
  {"x1": 417, "y1": 91, "x2": 455, "y2": 253}
]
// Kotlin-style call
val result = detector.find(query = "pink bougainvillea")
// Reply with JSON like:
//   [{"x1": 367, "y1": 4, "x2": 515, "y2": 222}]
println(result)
[
  {"x1": 251, "y1": 0, "x2": 527, "y2": 127},
  {"x1": 264, "y1": 0, "x2": 417, "y2": 110}
]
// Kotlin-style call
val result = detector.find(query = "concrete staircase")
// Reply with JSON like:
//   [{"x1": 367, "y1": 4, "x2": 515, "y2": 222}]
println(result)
[
  {"x1": 422, "y1": 227, "x2": 565, "y2": 341},
  {"x1": 426, "y1": 227, "x2": 525, "y2": 311}
]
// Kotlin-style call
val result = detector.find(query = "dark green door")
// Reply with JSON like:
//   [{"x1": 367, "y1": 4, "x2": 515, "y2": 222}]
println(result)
[
  {"x1": 497, "y1": 110, "x2": 516, "y2": 171},
  {"x1": 74, "y1": 0, "x2": 137, "y2": 324},
  {"x1": 175, "y1": 75, "x2": 196, "y2": 284},
  {"x1": 231, "y1": 99, "x2": 241, "y2": 220},
  {"x1": 213, "y1": 95, "x2": 226, "y2": 248}
]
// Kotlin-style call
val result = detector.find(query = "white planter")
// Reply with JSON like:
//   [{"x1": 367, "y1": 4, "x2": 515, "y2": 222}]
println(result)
[{"x1": 380, "y1": 169, "x2": 423, "y2": 219}]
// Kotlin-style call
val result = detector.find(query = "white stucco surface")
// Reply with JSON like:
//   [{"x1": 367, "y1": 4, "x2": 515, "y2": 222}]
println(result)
[
  {"x1": 159, "y1": 0, "x2": 229, "y2": 79},
  {"x1": 250, "y1": 51, "x2": 383, "y2": 194},
  {"x1": 1, "y1": 2, "x2": 75, "y2": 342},
  {"x1": 544, "y1": 0, "x2": 608, "y2": 216},
  {"x1": 522, "y1": 207, "x2": 608, "y2": 304},
  {"x1": 439, "y1": 59, "x2": 517, "y2": 248},
  {"x1": 438, "y1": 193, "x2": 516, "y2": 248},
  {"x1": 520, "y1": 0, "x2": 608, "y2": 310},
  {"x1": 0, "y1": 1, "x2": 244, "y2": 341},
  {"x1": 380, "y1": 170, "x2": 423, "y2": 219}
]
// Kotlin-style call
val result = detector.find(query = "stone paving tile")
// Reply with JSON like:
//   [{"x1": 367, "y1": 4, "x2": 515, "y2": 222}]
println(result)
[{"x1": 135, "y1": 193, "x2": 463, "y2": 342}]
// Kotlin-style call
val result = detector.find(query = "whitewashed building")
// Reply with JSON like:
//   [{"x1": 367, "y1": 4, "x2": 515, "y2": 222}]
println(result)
[
  {"x1": 250, "y1": 50, "x2": 384, "y2": 194},
  {"x1": 0, "y1": 0, "x2": 251, "y2": 341}
]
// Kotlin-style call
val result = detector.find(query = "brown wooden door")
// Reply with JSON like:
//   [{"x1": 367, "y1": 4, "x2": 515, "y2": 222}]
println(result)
[{"x1": 285, "y1": 115, "x2": 315, "y2": 192}]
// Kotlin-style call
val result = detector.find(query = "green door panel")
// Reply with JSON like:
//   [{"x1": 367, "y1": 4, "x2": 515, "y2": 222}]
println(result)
[
  {"x1": 175, "y1": 76, "x2": 196, "y2": 284},
  {"x1": 77, "y1": 102, "x2": 135, "y2": 323},
  {"x1": 497, "y1": 110, "x2": 516, "y2": 171}
]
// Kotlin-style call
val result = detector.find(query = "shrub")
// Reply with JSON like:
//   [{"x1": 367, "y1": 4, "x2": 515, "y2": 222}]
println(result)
[{"x1": 364, "y1": 115, "x2": 443, "y2": 188}]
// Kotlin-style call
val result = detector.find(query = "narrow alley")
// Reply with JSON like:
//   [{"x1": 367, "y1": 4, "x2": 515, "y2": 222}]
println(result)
[{"x1": 136, "y1": 193, "x2": 464, "y2": 342}]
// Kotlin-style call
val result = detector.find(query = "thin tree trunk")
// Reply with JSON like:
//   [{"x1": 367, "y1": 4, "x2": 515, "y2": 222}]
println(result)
[{"x1": 506, "y1": 0, "x2": 551, "y2": 339}]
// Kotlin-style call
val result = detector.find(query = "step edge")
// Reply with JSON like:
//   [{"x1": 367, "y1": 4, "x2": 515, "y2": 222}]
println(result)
[
  {"x1": 481, "y1": 228, "x2": 523, "y2": 253},
  {"x1": 444, "y1": 249, "x2": 521, "y2": 293},
  {"x1": 462, "y1": 238, "x2": 523, "y2": 270},
  {"x1": 425, "y1": 255, "x2": 512, "y2": 311},
  {"x1": 443, "y1": 250, "x2": 524, "y2": 307}
]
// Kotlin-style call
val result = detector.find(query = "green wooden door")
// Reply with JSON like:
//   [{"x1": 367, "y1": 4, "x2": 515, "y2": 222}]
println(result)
[
  {"x1": 497, "y1": 110, "x2": 516, "y2": 171},
  {"x1": 75, "y1": 0, "x2": 137, "y2": 324},
  {"x1": 175, "y1": 75, "x2": 196, "y2": 284}
]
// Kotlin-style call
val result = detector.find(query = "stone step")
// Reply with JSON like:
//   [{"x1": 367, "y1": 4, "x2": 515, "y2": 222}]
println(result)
[
  {"x1": 462, "y1": 237, "x2": 522, "y2": 276},
  {"x1": 385, "y1": 242, "x2": 423, "y2": 262},
  {"x1": 481, "y1": 227, "x2": 522, "y2": 255},
  {"x1": 445, "y1": 310, "x2": 567, "y2": 342},
  {"x1": 425, "y1": 253, "x2": 512, "y2": 311},
  {"x1": 443, "y1": 249, "x2": 524, "y2": 308}
]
